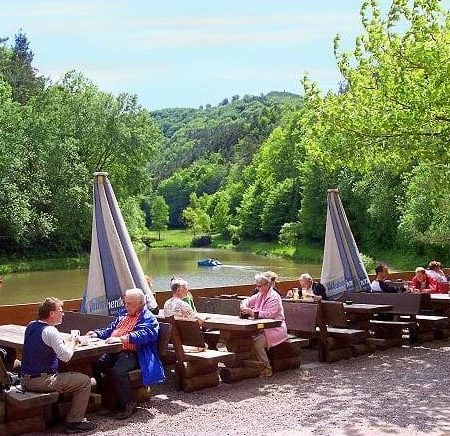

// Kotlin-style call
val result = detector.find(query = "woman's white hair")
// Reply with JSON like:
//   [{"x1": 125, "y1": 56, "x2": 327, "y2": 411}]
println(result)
[
  {"x1": 125, "y1": 288, "x2": 146, "y2": 304},
  {"x1": 299, "y1": 273, "x2": 313, "y2": 282},
  {"x1": 255, "y1": 272, "x2": 272, "y2": 285}
]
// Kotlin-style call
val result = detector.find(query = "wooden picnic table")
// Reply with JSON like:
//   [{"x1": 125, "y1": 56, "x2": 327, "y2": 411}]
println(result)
[
  {"x1": 158, "y1": 312, "x2": 282, "y2": 382},
  {"x1": 343, "y1": 303, "x2": 393, "y2": 314},
  {"x1": 343, "y1": 303, "x2": 393, "y2": 330},
  {"x1": 197, "y1": 312, "x2": 282, "y2": 331},
  {"x1": 0, "y1": 324, "x2": 122, "y2": 374},
  {"x1": 282, "y1": 297, "x2": 319, "y2": 304}
]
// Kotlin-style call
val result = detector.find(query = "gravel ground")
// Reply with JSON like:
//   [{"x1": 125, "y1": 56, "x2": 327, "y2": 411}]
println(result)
[{"x1": 26, "y1": 341, "x2": 450, "y2": 436}]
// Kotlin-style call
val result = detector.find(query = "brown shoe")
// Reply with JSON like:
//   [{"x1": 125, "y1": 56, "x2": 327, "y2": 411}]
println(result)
[
  {"x1": 259, "y1": 366, "x2": 273, "y2": 377},
  {"x1": 115, "y1": 401, "x2": 137, "y2": 420}
]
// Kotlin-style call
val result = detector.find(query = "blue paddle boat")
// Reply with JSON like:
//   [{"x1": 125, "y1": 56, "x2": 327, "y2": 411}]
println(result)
[{"x1": 197, "y1": 258, "x2": 222, "y2": 267}]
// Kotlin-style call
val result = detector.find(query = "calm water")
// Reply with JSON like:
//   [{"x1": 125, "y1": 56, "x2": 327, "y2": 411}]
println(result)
[{"x1": 0, "y1": 248, "x2": 322, "y2": 305}]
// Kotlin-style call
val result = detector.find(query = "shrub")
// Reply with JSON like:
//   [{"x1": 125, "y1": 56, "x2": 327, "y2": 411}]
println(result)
[
  {"x1": 231, "y1": 234, "x2": 241, "y2": 246},
  {"x1": 191, "y1": 235, "x2": 212, "y2": 247}
]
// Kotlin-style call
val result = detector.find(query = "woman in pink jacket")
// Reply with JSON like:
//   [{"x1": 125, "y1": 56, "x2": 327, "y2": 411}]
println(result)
[{"x1": 241, "y1": 272, "x2": 288, "y2": 377}]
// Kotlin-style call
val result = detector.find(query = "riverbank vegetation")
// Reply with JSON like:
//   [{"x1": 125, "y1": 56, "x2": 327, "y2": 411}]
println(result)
[{"x1": 1, "y1": 0, "x2": 449, "y2": 272}]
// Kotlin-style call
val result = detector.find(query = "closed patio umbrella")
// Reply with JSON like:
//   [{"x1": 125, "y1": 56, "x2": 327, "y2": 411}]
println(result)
[
  {"x1": 320, "y1": 189, "x2": 371, "y2": 300},
  {"x1": 81, "y1": 172, "x2": 157, "y2": 315}
]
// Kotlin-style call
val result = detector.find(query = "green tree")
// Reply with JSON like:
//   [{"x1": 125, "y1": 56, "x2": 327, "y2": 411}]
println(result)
[
  {"x1": 151, "y1": 196, "x2": 169, "y2": 240},
  {"x1": 211, "y1": 194, "x2": 230, "y2": 234}
]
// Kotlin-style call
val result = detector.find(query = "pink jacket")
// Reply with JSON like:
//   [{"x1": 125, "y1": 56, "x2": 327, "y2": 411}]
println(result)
[{"x1": 242, "y1": 288, "x2": 288, "y2": 348}]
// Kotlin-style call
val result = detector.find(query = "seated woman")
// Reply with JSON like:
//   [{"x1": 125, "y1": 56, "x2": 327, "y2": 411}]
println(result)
[
  {"x1": 241, "y1": 272, "x2": 288, "y2": 377},
  {"x1": 426, "y1": 261, "x2": 448, "y2": 283},
  {"x1": 164, "y1": 278, "x2": 204, "y2": 322},
  {"x1": 251, "y1": 271, "x2": 281, "y2": 296},
  {"x1": 287, "y1": 273, "x2": 327, "y2": 300},
  {"x1": 410, "y1": 267, "x2": 437, "y2": 293}
]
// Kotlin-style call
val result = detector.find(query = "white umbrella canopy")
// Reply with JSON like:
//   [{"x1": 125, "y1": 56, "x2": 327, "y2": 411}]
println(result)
[
  {"x1": 320, "y1": 189, "x2": 371, "y2": 300},
  {"x1": 81, "y1": 172, "x2": 157, "y2": 315}
]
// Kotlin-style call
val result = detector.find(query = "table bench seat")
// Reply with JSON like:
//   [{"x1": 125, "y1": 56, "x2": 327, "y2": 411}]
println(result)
[
  {"x1": 6, "y1": 388, "x2": 59, "y2": 410},
  {"x1": 184, "y1": 348, "x2": 235, "y2": 365}
]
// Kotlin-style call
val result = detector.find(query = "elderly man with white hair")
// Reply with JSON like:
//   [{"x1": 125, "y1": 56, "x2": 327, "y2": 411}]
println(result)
[
  {"x1": 86, "y1": 288, "x2": 164, "y2": 420},
  {"x1": 240, "y1": 272, "x2": 288, "y2": 377}
]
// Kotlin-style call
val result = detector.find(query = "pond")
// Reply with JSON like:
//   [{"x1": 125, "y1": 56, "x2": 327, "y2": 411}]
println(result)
[{"x1": 0, "y1": 248, "x2": 322, "y2": 305}]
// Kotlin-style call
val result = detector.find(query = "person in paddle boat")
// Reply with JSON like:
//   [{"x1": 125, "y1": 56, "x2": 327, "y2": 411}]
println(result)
[
  {"x1": 409, "y1": 267, "x2": 437, "y2": 293},
  {"x1": 20, "y1": 297, "x2": 95, "y2": 434},
  {"x1": 164, "y1": 278, "x2": 207, "y2": 323},
  {"x1": 241, "y1": 272, "x2": 288, "y2": 378},
  {"x1": 86, "y1": 288, "x2": 164, "y2": 420}
]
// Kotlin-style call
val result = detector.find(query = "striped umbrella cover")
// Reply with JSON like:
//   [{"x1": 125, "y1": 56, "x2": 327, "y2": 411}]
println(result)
[
  {"x1": 320, "y1": 189, "x2": 371, "y2": 300},
  {"x1": 81, "y1": 172, "x2": 157, "y2": 315}
]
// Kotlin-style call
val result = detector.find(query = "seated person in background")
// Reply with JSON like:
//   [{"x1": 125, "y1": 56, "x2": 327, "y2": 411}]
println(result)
[
  {"x1": 241, "y1": 272, "x2": 288, "y2": 378},
  {"x1": 164, "y1": 278, "x2": 205, "y2": 323},
  {"x1": 21, "y1": 297, "x2": 95, "y2": 434},
  {"x1": 87, "y1": 288, "x2": 164, "y2": 420},
  {"x1": 251, "y1": 271, "x2": 282, "y2": 296},
  {"x1": 426, "y1": 261, "x2": 448, "y2": 283},
  {"x1": 410, "y1": 267, "x2": 437, "y2": 293},
  {"x1": 371, "y1": 264, "x2": 398, "y2": 293},
  {"x1": 170, "y1": 277, "x2": 197, "y2": 311},
  {"x1": 287, "y1": 273, "x2": 327, "y2": 300}
]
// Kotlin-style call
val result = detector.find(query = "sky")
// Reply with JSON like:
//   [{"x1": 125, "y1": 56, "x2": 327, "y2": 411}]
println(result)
[{"x1": 0, "y1": 0, "x2": 392, "y2": 110}]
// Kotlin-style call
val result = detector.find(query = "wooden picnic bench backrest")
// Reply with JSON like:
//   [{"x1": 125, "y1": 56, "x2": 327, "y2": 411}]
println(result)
[
  {"x1": 196, "y1": 297, "x2": 241, "y2": 316},
  {"x1": 59, "y1": 311, "x2": 114, "y2": 334},
  {"x1": 157, "y1": 322, "x2": 172, "y2": 357},
  {"x1": 341, "y1": 292, "x2": 421, "y2": 315},
  {"x1": 174, "y1": 319, "x2": 207, "y2": 348},
  {"x1": 163, "y1": 316, "x2": 206, "y2": 362},
  {"x1": 283, "y1": 301, "x2": 319, "y2": 334},
  {"x1": 320, "y1": 301, "x2": 349, "y2": 328}
]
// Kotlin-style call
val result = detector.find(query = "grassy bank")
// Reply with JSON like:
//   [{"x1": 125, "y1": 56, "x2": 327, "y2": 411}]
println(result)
[
  {"x1": 147, "y1": 229, "x2": 192, "y2": 248},
  {"x1": 211, "y1": 236, "x2": 323, "y2": 263},
  {"x1": 0, "y1": 256, "x2": 89, "y2": 275}
]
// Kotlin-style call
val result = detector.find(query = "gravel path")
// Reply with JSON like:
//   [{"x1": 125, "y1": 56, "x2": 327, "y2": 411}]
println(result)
[{"x1": 27, "y1": 341, "x2": 450, "y2": 435}]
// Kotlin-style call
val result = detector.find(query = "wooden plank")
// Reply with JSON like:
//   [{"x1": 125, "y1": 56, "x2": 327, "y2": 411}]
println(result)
[{"x1": 6, "y1": 389, "x2": 59, "y2": 409}]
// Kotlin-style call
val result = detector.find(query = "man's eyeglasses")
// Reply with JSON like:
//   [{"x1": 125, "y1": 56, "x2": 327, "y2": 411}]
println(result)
[{"x1": 256, "y1": 282, "x2": 269, "y2": 288}]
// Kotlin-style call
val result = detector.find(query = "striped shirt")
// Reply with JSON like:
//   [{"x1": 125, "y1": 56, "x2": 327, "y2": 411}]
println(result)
[{"x1": 111, "y1": 314, "x2": 140, "y2": 352}]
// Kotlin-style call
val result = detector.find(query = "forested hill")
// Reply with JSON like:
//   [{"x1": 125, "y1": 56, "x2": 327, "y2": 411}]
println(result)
[
  {"x1": 149, "y1": 91, "x2": 302, "y2": 182},
  {"x1": 149, "y1": 92, "x2": 303, "y2": 227}
]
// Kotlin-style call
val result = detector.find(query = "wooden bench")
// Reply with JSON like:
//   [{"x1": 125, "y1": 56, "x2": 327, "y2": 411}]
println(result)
[
  {"x1": 341, "y1": 292, "x2": 448, "y2": 344},
  {"x1": 318, "y1": 301, "x2": 372, "y2": 363},
  {"x1": 266, "y1": 301, "x2": 316, "y2": 372},
  {"x1": 165, "y1": 317, "x2": 235, "y2": 392},
  {"x1": 1, "y1": 387, "x2": 59, "y2": 435},
  {"x1": 196, "y1": 297, "x2": 241, "y2": 316}
]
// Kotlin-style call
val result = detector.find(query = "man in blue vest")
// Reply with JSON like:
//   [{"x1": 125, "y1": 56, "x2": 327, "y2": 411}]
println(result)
[{"x1": 21, "y1": 297, "x2": 95, "y2": 434}]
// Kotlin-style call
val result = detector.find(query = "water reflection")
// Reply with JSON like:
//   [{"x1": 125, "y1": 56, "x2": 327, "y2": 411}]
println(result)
[{"x1": 0, "y1": 248, "x2": 322, "y2": 305}]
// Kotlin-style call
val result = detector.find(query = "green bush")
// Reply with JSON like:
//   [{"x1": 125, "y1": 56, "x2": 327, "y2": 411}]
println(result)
[
  {"x1": 191, "y1": 235, "x2": 212, "y2": 247},
  {"x1": 231, "y1": 234, "x2": 241, "y2": 246}
]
